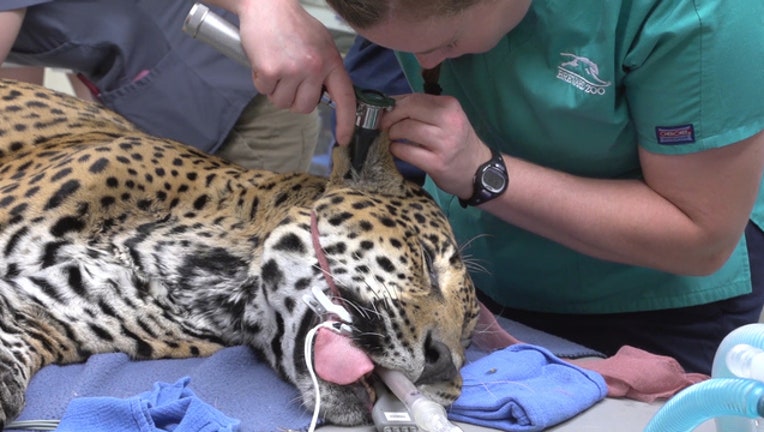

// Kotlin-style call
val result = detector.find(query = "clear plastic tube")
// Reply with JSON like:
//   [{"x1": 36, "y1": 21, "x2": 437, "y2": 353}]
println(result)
[
  {"x1": 376, "y1": 367, "x2": 463, "y2": 432},
  {"x1": 726, "y1": 343, "x2": 764, "y2": 383}
]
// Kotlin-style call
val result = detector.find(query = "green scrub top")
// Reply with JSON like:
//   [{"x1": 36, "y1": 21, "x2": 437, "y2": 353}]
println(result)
[{"x1": 397, "y1": 0, "x2": 764, "y2": 313}]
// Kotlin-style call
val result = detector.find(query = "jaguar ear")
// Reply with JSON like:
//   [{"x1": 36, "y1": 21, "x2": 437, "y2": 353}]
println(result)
[{"x1": 327, "y1": 132, "x2": 407, "y2": 195}]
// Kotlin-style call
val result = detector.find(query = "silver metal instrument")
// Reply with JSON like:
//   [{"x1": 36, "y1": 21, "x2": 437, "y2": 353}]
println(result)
[
  {"x1": 183, "y1": 3, "x2": 250, "y2": 67},
  {"x1": 183, "y1": 3, "x2": 336, "y2": 108},
  {"x1": 182, "y1": 2, "x2": 395, "y2": 171}
]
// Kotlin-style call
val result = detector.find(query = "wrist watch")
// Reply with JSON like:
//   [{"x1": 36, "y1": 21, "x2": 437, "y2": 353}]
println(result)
[{"x1": 459, "y1": 147, "x2": 509, "y2": 208}]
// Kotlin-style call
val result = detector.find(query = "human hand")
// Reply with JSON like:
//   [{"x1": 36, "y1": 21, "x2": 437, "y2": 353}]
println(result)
[
  {"x1": 236, "y1": 0, "x2": 356, "y2": 145},
  {"x1": 381, "y1": 93, "x2": 492, "y2": 199}
]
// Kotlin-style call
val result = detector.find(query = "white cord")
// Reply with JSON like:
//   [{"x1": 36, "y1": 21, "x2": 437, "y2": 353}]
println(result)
[
  {"x1": 4, "y1": 420, "x2": 60, "y2": 430},
  {"x1": 304, "y1": 321, "x2": 339, "y2": 432}
]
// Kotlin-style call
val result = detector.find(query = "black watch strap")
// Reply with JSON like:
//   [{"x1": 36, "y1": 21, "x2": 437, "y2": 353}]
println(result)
[{"x1": 459, "y1": 147, "x2": 509, "y2": 208}]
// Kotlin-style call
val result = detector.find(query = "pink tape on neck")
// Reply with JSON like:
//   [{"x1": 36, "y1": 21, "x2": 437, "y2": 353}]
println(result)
[{"x1": 314, "y1": 327, "x2": 374, "y2": 385}]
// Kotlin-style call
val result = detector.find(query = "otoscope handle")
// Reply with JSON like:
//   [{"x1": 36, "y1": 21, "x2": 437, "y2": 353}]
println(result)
[
  {"x1": 182, "y1": 2, "x2": 336, "y2": 108},
  {"x1": 183, "y1": 3, "x2": 249, "y2": 67}
]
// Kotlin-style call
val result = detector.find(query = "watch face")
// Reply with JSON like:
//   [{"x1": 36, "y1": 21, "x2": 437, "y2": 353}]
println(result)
[{"x1": 481, "y1": 167, "x2": 507, "y2": 193}]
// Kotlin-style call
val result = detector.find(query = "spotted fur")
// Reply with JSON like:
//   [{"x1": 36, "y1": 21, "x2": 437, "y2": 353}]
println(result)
[{"x1": 0, "y1": 79, "x2": 479, "y2": 426}]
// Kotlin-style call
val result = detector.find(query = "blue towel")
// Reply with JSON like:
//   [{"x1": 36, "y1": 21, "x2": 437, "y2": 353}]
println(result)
[
  {"x1": 13, "y1": 347, "x2": 312, "y2": 432},
  {"x1": 55, "y1": 377, "x2": 238, "y2": 432},
  {"x1": 448, "y1": 344, "x2": 608, "y2": 432}
]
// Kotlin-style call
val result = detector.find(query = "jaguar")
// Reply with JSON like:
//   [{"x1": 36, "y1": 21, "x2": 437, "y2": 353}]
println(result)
[{"x1": 0, "y1": 78, "x2": 480, "y2": 427}]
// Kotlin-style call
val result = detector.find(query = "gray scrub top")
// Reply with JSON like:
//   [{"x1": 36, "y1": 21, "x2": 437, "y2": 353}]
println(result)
[{"x1": 4, "y1": 0, "x2": 257, "y2": 153}]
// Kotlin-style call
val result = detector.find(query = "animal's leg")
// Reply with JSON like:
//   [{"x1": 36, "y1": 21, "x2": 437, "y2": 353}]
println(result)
[{"x1": 0, "y1": 317, "x2": 38, "y2": 428}]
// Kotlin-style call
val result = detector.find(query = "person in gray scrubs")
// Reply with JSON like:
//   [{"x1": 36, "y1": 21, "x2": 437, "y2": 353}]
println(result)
[{"x1": 0, "y1": 0, "x2": 320, "y2": 173}]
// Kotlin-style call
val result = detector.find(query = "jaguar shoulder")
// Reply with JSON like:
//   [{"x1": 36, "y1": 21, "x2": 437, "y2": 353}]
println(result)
[{"x1": 0, "y1": 78, "x2": 479, "y2": 426}]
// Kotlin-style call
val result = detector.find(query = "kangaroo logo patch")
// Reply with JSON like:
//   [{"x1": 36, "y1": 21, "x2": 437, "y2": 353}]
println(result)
[{"x1": 556, "y1": 53, "x2": 612, "y2": 96}]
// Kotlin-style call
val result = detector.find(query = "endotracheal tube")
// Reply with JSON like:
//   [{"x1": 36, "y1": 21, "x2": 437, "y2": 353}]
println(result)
[{"x1": 376, "y1": 367, "x2": 463, "y2": 432}]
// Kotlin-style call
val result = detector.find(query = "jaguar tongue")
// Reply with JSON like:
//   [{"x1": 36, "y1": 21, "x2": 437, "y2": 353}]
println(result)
[{"x1": 314, "y1": 327, "x2": 374, "y2": 385}]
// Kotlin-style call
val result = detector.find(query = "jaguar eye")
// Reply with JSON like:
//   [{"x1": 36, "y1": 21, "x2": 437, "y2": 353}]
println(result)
[{"x1": 420, "y1": 242, "x2": 439, "y2": 291}]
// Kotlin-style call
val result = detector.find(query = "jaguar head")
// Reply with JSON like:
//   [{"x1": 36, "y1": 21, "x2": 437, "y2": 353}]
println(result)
[{"x1": 304, "y1": 134, "x2": 480, "y2": 424}]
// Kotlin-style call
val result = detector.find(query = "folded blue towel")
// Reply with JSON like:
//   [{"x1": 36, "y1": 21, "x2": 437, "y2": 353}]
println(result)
[
  {"x1": 14, "y1": 347, "x2": 312, "y2": 432},
  {"x1": 55, "y1": 377, "x2": 239, "y2": 432},
  {"x1": 449, "y1": 344, "x2": 607, "y2": 432}
]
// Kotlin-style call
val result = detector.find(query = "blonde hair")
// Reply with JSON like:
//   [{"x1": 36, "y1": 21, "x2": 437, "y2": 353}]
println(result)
[{"x1": 325, "y1": 0, "x2": 482, "y2": 29}]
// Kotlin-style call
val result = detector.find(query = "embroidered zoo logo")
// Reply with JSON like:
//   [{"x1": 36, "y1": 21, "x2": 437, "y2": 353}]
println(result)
[{"x1": 556, "y1": 53, "x2": 612, "y2": 96}]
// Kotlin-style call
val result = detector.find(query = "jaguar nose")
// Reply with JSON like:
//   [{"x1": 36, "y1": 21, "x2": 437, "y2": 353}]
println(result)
[{"x1": 416, "y1": 334, "x2": 458, "y2": 385}]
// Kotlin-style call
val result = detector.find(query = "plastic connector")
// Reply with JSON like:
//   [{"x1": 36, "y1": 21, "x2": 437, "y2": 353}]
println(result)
[
  {"x1": 376, "y1": 367, "x2": 463, "y2": 432},
  {"x1": 726, "y1": 343, "x2": 764, "y2": 382},
  {"x1": 302, "y1": 286, "x2": 352, "y2": 324},
  {"x1": 408, "y1": 397, "x2": 462, "y2": 432}
]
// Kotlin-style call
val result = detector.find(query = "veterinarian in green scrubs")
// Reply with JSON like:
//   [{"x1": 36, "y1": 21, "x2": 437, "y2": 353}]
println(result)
[{"x1": 221, "y1": 0, "x2": 764, "y2": 375}]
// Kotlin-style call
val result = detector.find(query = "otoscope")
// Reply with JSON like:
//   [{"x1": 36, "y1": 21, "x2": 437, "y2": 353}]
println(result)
[{"x1": 182, "y1": 3, "x2": 395, "y2": 172}]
